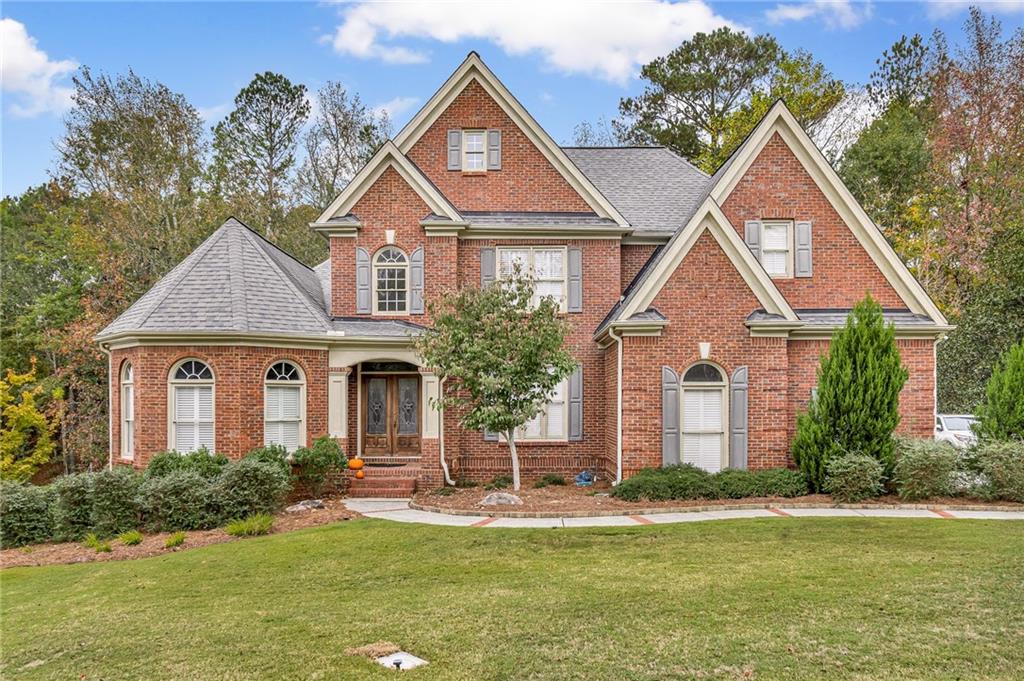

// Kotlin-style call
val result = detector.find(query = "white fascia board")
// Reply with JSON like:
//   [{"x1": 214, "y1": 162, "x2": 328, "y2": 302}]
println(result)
[{"x1": 710, "y1": 101, "x2": 947, "y2": 325}]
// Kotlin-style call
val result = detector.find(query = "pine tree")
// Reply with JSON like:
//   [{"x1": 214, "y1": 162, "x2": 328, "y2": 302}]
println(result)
[
  {"x1": 792, "y1": 294, "x2": 909, "y2": 491},
  {"x1": 975, "y1": 338, "x2": 1024, "y2": 441}
]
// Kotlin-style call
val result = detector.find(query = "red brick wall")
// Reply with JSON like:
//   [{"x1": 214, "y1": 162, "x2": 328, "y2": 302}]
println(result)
[
  {"x1": 406, "y1": 80, "x2": 592, "y2": 213},
  {"x1": 620, "y1": 231, "x2": 791, "y2": 475},
  {"x1": 721, "y1": 132, "x2": 905, "y2": 309},
  {"x1": 621, "y1": 244, "x2": 658, "y2": 291},
  {"x1": 110, "y1": 346, "x2": 328, "y2": 468}
]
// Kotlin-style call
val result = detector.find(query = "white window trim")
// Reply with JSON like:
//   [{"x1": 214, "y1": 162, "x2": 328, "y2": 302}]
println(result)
[
  {"x1": 264, "y1": 361, "x2": 307, "y2": 452},
  {"x1": 120, "y1": 363, "x2": 134, "y2": 461},
  {"x1": 495, "y1": 245, "x2": 569, "y2": 312},
  {"x1": 167, "y1": 359, "x2": 215, "y2": 453},
  {"x1": 462, "y1": 129, "x2": 487, "y2": 172},
  {"x1": 509, "y1": 377, "x2": 569, "y2": 442},
  {"x1": 679, "y1": 362, "x2": 729, "y2": 471},
  {"x1": 760, "y1": 220, "x2": 794, "y2": 279},
  {"x1": 372, "y1": 247, "x2": 410, "y2": 315}
]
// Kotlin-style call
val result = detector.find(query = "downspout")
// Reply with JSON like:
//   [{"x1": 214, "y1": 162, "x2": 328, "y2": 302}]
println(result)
[
  {"x1": 438, "y1": 377, "x2": 454, "y2": 486},
  {"x1": 607, "y1": 327, "x2": 624, "y2": 485},
  {"x1": 99, "y1": 343, "x2": 113, "y2": 470}
]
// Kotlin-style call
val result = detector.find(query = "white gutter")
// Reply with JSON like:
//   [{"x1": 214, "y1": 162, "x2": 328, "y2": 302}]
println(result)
[
  {"x1": 99, "y1": 343, "x2": 113, "y2": 470},
  {"x1": 608, "y1": 327, "x2": 624, "y2": 485}
]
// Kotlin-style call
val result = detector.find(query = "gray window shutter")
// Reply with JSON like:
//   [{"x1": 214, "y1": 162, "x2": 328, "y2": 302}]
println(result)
[
  {"x1": 356, "y1": 247, "x2": 371, "y2": 314},
  {"x1": 447, "y1": 130, "x2": 462, "y2": 170},
  {"x1": 567, "y1": 247, "x2": 582, "y2": 312},
  {"x1": 487, "y1": 129, "x2": 502, "y2": 170},
  {"x1": 480, "y1": 247, "x2": 496, "y2": 288},
  {"x1": 662, "y1": 366, "x2": 680, "y2": 467},
  {"x1": 568, "y1": 364, "x2": 583, "y2": 441},
  {"x1": 744, "y1": 221, "x2": 762, "y2": 262},
  {"x1": 795, "y1": 220, "x2": 813, "y2": 277},
  {"x1": 483, "y1": 429, "x2": 499, "y2": 442},
  {"x1": 730, "y1": 366, "x2": 748, "y2": 470},
  {"x1": 410, "y1": 246, "x2": 425, "y2": 314}
]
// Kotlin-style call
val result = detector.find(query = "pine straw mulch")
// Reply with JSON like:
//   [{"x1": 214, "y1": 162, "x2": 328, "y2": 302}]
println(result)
[
  {"x1": 412, "y1": 483, "x2": 1024, "y2": 516},
  {"x1": 1, "y1": 498, "x2": 361, "y2": 570}
]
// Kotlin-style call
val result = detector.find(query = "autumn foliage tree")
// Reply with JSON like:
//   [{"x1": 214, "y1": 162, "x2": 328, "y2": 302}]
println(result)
[{"x1": 1, "y1": 361, "x2": 59, "y2": 482}]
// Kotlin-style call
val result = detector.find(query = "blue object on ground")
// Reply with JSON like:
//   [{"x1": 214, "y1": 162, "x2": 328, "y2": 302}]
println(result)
[{"x1": 575, "y1": 470, "x2": 595, "y2": 487}]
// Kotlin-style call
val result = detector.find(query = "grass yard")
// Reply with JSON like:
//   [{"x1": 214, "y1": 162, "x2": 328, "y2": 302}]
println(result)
[{"x1": 2, "y1": 518, "x2": 1023, "y2": 680}]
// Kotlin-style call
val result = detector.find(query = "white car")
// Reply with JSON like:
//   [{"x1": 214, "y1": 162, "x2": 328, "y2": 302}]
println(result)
[{"x1": 935, "y1": 414, "x2": 978, "y2": 449}]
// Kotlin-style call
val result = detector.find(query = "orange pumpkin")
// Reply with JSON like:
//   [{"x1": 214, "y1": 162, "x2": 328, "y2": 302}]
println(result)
[
  {"x1": 355, "y1": 470, "x2": 365, "y2": 480},
  {"x1": 348, "y1": 457, "x2": 364, "y2": 471}
]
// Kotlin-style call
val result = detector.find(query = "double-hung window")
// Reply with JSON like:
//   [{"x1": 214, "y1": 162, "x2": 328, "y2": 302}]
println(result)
[
  {"x1": 373, "y1": 247, "x2": 408, "y2": 314},
  {"x1": 516, "y1": 378, "x2": 568, "y2": 441},
  {"x1": 264, "y1": 361, "x2": 305, "y2": 452},
  {"x1": 121, "y1": 363, "x2": 134, "y2": 460},
  {"x1": 760, "y1": 220, "x2": 793, "y2": 278},
  {"x1": 497, "y1": 246, "x2": 567, "y2": 311},
  {"x1": 169, "y1": 359, "x2": 214, "y2": 453},
  {"x1": 462, "y1": 130, "x2": 486, "y2": 171}
]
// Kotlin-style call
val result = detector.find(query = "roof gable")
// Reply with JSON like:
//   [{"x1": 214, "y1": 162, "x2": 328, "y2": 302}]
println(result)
[
  {"x1": 393, "y1": 52, "x2": 628, "y2": 227},
  {"x1": 711, "y1": 101, "x2": 947, "y2": 324},
  {"x1": 313, "y1": 141, "x2": 462, "y2": 227}
]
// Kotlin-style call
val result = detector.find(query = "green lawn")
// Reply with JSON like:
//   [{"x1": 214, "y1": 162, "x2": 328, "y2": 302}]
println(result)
[{"x1": 2, "y1": 518, "x2": 1023, "y2": 680}]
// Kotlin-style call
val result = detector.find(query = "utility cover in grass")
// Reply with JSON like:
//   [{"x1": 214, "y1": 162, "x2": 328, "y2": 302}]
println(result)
[{"x1": 376, "y1": 652, "x2": 428, "y2": 670}]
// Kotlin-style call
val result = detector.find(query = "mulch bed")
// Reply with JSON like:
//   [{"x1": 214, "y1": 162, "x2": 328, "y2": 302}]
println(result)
[
  {"x1": 1, "y1": 498, "x2": 361, "y2": 570},
  {"x1": 412, "y1": 484, "x2": 1023, "y2": 516}
]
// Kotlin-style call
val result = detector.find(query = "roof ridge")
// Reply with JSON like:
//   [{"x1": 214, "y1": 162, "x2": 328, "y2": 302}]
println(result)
[{"x1": 655, "y1": 146, "x2": 711, "y2": 178}]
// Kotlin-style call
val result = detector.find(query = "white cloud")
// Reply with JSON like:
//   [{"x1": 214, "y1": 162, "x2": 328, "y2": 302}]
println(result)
[
  {"x1": 766, "y1": 1, "x2": 873, "y2": 29},
  {"x1": 197, "y1": 102, "x2": 232, "y2": 123},
  {"x1": 924, "y1": 0, "x2": 1024, "y2": 19},
  {"x1": 325, "y1": 0, "x2": 740, "y2": 84},
  {"x1": 373, "y1": 95, "x2": 419, "y2": 119},
  {"x1": 0, "y1": 18, "x2": 78, "y2": 117}
]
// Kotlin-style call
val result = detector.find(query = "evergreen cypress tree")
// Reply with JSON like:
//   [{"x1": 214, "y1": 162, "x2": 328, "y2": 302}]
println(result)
[
  {"x1": 975, "y1": 338, "x2": 1024, "y2": 441},
  {"x1": 792, "y1": 294, "x2": 909, "y2": 491}
]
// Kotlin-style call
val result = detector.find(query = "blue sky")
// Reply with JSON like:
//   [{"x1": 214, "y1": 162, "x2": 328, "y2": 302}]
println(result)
[{"x1": 3, "y1": 1, "x2": 1023, "y2": 197}]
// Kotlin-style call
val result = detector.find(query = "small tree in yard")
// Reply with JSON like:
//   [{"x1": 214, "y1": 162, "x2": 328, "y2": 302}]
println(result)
[
  {"x1": 415, "y1": 272, "x2": 576, "y2": 491},
  {"x1": 792, "y1": 294, "x2": 909, "y2": 491},
  {"x1": 975, "y1": 338, "x2": 1024, "y2": 441}
]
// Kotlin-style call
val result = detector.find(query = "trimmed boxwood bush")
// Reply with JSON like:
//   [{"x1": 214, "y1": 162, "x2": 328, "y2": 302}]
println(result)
[
  {"x1": 51, "y1": 472, "x2": 97, "y2": 541},
  {"x1": 243, "y1": 444, "x2": 293, "y2": 477},
  {"x1": 214, "y1": 459, "x2": 291, "y2": 521},
  {"x1": 612, "y1": 464, "x2": 717, "y2": 502},
  {"x1": 140, "y1": 471, "x2": 220, "y2": 531},
  {"x1": 291, "y1": 437, "x2": 346, "y2": 496},
  {"x1": 976, "y1": 441, "x2": 1024, "y2": 502},
  {"x1": 892, "y1": 439, "x2": 957, "y2": 501},
  {"x1": 146, "y1": 448, "x2": 229, "y2": 479},
  {"x1": 715, "y1": 469, "x2": 760, "y2": 499},
  {"x1": 824, "y1": 455, "x2": 884, "y2": 502},
  {"x1": 753, "y1": 468, "x2": 808, "y2": 498},
  {"x1": 91, "y1": 466, "x2": 142, "y2": 537},
  {"x1": 0, "y1": 481, "x2": 54, "y2": 548}
]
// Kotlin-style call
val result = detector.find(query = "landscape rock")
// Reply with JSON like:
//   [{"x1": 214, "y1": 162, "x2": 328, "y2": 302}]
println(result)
[
  {"x1": 479, "y1": 492, "x2": 523, "y2": 506},
  {"x1": 285, "y1": 499, "x2": 326, "y2": 513}
]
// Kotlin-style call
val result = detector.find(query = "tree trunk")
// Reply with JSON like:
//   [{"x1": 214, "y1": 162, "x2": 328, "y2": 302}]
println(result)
[{"x1": 506, "y1": 430, "x2": 521, "y2": 491}]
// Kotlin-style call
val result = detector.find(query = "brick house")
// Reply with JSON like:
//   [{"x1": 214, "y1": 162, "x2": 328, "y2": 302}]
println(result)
[{"x1": 96, "y1": 53, "x2": 950, "y2": 492}]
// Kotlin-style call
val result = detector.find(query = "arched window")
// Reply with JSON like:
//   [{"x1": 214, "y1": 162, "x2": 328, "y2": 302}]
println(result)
[
  {"x1": 373, "y1": 247, "x2": 408, "y2": 314},
  {"x1": 680, "y1": 362, "x2": 727, "y2": 472},
  {"x1": 169, "y1": 359, "x2": 214, "y2": 453},
  {"x1": 121, "y1": 362, "x2": 135, "y2": 460},
  {"x1": 264, "y1": 361, "x2": 305, "y2": 452}
]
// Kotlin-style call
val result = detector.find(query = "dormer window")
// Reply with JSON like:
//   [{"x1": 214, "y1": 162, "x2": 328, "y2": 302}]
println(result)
[{"x1": 463, "y1": 130, "x2": 486, "y2": 171}]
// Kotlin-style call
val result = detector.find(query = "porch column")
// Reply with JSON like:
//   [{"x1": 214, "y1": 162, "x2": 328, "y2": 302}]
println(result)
[
  {"x1": 419, "y1": 368, "x2": 444, "y2": 486},
  {"x1": 328, "y1": 367, "x2": 351, "y2": 442}
]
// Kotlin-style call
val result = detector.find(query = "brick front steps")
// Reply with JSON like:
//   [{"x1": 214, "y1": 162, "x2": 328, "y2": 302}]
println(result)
[{"x1": 345, "y1": 465, "x2": 419, "y2": 498}]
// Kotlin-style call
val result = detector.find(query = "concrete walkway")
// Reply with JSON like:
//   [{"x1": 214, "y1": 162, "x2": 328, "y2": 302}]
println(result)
[{"x1": 343, "y1": 499, "x2": 1024, "y2": 528}]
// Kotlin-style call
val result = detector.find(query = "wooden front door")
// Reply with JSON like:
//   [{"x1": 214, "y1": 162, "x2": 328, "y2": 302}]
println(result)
[{"x1": 362, "y1": 374, "x2": 421, "y2": 457}]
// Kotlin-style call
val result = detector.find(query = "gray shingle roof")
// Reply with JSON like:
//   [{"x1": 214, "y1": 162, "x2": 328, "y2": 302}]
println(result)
[
  {"x1": 563, "y1": 147, "x2": 710, "y2": 233},
  {"x1": 96, "y1": 218, "x2": 331, "y2": 340},
  {"x1": 747, "y1": 309, "x2": 939, "y2": 326},
  {"x1": 462, "y1": 211, "x2": 617, "y2": 227},
  {"x1": 330, "y1": 318, "x2": 426, "y2": 338}
]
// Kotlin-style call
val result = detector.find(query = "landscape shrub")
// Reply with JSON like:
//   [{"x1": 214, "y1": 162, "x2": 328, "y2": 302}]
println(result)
[
  {"x1": 974, "y1": 339, "x2": 1024, "y2": 441},
  {"x1": 214, "y1": 459, "x2": 291, "y2": 521},
  {"x1": 976, "y1": 441, "x2": 1024, "y2": 502},
  {"x1": 753, "y1": 468, "x2": 809, "y2": 498},
  {"x1": 91, "y1": 466, "x2": 142, "y2": 537},
  {"x1": 164, "y1": 531, "x2": 186, "y2": 548},
  {"x1": 50, "y1": 472, "x2": 97, "y2": 541},
  {"x1": 533, "y1": 474, "x2": 566, "y2": 489},
  {"x1": 225, "y1": 513, "x2": 274, "y2": 537},
  {"x1": 792, "y1": 296, "x2": 908, "y2": 490},
  {"x1": 243, "y1": 444, "x2": 293, "y2": 477},
  {"x1": 714, "y1": 469, "x2": 760, "y2": 499},
  {"x1": 612, "y1": 465, "x2": 717, "y2": 502},
  {"x1": 291, "y1": 437, "x2": 347, "y2": 497},
  {"x1": 139, "y1": 471, "x2": 220, "y2": 532},
  {"x1": 146, "y1": 448, "x2": 229, "y2": 479},
  {"x1": 823, "y1": 455, "x2": 884, "y2": 502},
  {"x1": 118, "y1": 529, "x2": 143, "y2": 546},
  {"x1": 485, "y1": 475, "x2": 513, "y2": 490},
  {"x1": 82, "y1": 532, "x2": 111, "y2": 553},
  {"x1": 0, "y1": 480, "x2": 54, "y2": 548},
  {"x1": 892, "y1": 440, "x2": 957, "y2": 501}
]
